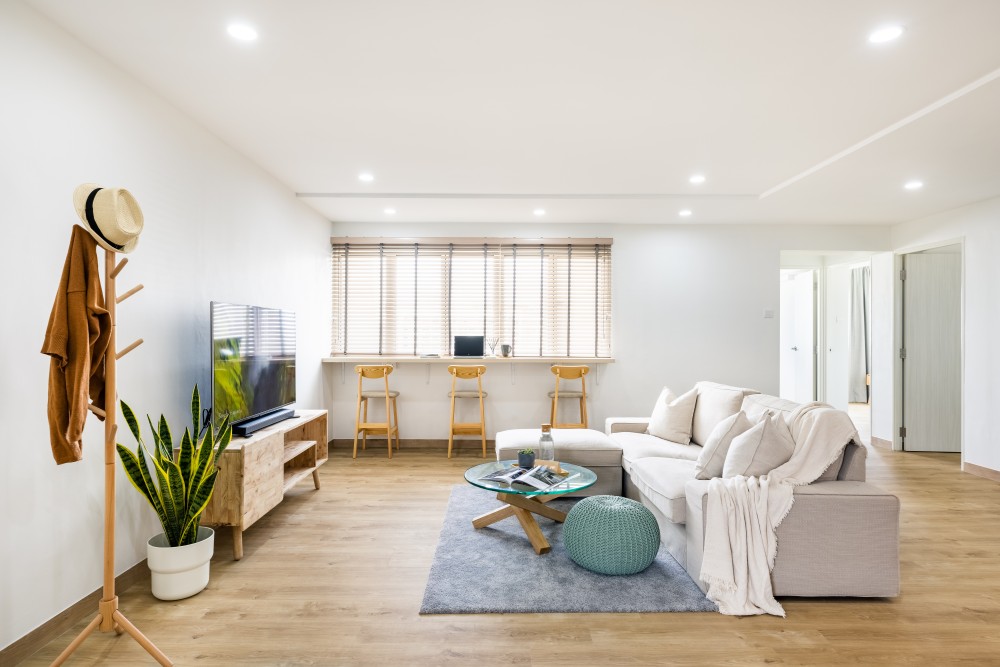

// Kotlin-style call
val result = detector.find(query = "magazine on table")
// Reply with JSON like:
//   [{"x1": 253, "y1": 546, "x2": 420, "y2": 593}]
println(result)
[
  {"x1": 479, "y1": 465, "x2": 579, "y2": 491},
  {"x1": 479, "y1": 466, "x2": 530, "y2": 484}
]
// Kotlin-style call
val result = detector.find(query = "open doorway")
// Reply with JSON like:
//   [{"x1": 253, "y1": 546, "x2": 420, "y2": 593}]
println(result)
[
  {"x1": 825, "y1": 259, "x2": 872, "y2": 440},
  {"x1": 781, "y1": 251, "x2": 879, "y2": 444},
  {"x1": 848, "y1": 262, "x2": 872, "y2": 444}
]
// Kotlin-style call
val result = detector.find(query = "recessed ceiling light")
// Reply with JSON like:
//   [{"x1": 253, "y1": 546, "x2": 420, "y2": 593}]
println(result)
[
  {"x1": 227, "y1": 23, "x2": 258, "y2": 42},
  {"x1": 358, "y1": 172, "x2": 374, "y2": 183},
  {"x1": 689, "y1": 174, "x2": 706, "y2": 185},
  {"x1": 384, "y1": 208, "x2": 396, "y2": 215},
  {"x1": 678, "y1": 209, "x2": 693, "y2": 218},
  {"x1": 533, "y1": 208, "x2": 546, "y2": 216},
  {"x1": 903, "y1": 180, "x2": 924, "y2": 191},
  {"x1": 868, "y1": 25, "x2": 904, "y2": 44}
]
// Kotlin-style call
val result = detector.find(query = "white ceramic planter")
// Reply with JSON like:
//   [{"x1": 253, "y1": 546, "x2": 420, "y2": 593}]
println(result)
[{"x1": 147, "y1": 526, "x2": 214, "y2": 601}]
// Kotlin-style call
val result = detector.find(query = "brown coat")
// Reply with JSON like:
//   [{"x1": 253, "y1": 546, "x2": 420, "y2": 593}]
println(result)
[{"x1": 41, "y1": 225, "x2": 112, "y2": 464}]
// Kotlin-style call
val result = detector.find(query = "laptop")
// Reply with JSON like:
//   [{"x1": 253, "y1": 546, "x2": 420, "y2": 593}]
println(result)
[{"x1": 454, "y1": 335, "x2": 484, "y2": 358}]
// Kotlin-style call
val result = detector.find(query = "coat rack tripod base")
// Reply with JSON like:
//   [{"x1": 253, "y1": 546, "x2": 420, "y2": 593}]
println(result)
[{"x1": 51, "y1": 250, "x2": 171, "y2": 666}]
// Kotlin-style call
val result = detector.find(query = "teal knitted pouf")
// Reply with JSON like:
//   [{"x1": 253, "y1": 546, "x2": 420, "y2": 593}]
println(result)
[{"x1": 563, "y1": 495, "x2": 660, "y2": 575}]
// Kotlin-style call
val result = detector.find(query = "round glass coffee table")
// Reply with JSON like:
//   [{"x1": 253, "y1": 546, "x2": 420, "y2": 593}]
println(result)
[{"x1": 464, "y1": 460, "x2": 597, "y2": 555}]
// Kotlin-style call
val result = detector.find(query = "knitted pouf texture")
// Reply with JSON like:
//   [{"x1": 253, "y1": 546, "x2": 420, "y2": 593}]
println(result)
[{"x1": 563, "y1": 495, "x2": 661, "y2": 575}]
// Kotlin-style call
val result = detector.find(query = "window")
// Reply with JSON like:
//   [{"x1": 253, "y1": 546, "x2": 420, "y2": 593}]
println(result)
[{"x1": 330, "y1": 238, "x2": 612, "y2": 357}]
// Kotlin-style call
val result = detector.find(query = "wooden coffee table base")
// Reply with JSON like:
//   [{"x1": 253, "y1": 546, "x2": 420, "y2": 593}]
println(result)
[{"x1": 472, "y1": 492, "x2": 568, "y2": 555}]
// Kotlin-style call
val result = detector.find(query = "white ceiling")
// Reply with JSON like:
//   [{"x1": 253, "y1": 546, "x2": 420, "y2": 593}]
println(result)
[{"x1": 26, "y1": 0, "x2": 1000, "y2": 225}]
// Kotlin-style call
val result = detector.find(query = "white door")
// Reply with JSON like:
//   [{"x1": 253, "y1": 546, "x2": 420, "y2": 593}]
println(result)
[
  {"x1": 779, "y1": 270, "x2": 815, "y2": 403},
  {"x1": 824, "y1": 264, "x2": 850, "y2": 410},
  {"x1": 902, "y1": 248, "x2": 961, "y2": 452}
]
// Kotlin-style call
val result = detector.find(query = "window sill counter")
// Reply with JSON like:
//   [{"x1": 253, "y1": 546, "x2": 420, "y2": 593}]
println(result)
[{"x1": 322, "y1": 356, "x2": 614, "y2": 365}]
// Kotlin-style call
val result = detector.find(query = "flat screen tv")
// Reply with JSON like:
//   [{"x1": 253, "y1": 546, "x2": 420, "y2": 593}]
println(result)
[{"x1": 211, "y1": 301, "x2": 296, "y2": 434}]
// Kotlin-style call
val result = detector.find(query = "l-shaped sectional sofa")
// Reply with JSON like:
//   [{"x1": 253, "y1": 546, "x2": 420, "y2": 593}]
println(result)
[{"x1": 496, "y1": 381, "x2": 900, "y2": 598}]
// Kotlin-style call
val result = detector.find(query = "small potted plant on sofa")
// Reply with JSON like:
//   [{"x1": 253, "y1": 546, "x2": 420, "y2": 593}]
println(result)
[
  {"x1": 116, "y1": 385, "x2": 231, "y2": 600},
  {"x1": 518, "y1": 448, "x2": 536, "y2": 468}
]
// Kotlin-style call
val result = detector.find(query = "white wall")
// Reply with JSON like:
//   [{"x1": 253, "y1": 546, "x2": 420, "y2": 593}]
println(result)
[
  {"x1": 325, "y1": 222, "x2": 890, "y2": 440},
  {"x1": 0, "y1": 3, "x2": 331, "y2": 649},
  {"x1": 892, "y1": 196, "x2": 1000, "y2": 473},
  {"x1": 870, "y1": 252, "x2": 895, "y2": 442}
]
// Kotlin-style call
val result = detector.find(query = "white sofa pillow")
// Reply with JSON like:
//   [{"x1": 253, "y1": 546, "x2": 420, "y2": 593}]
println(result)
[
  {"x1": 691, "y1": 381, "x2": 757, "y2": 446},
  {"x1": 647, "y1": 387, "x2": 698, "y2": 445},
  {"x1": 694, "y1": 410, "x2": 753, "y2": 480},
  {"x1": 723, "y1": 412, "x2": 795, "y2": 478}
]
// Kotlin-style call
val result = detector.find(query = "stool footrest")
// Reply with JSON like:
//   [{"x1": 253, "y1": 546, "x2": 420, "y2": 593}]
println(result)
[{"x1": 358, "y1": 423, "x2": 397, "y2": 431}]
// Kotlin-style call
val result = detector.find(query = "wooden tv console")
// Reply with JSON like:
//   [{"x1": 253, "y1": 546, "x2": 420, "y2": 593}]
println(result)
[{"x1": 202, "y1": 410, "x2": 328, "y2": 559}]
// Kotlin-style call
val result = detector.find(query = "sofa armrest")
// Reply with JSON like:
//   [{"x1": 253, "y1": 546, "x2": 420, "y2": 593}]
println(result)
[{"x1": 605, "y1": 417, "x2": 650, "y2": 435}]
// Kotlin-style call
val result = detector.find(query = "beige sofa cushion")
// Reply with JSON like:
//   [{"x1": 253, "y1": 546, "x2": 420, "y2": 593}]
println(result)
[
  {"x1": 723, "y1": 412, "x2": 795, "y2": 478},
  {"x1": 691, "y1": 381, "x2": 759, "y2": 446},
  {"x1": 647, "y1": 387, "x2": 697, "y2": 444},
  {"x1": 816, "y1": 450, "x2": 845, "y2": 482},
  {"x1": 694, "y1": 410, "x2": 753, "y2": 480},
  {"x1": 611, "y1": 431, "x2": 701, "y2": 474},
  {"x1": 741, "y1": 393, "x2": 800, "y2": 424},
  {"x1": 839, "y1": 443, "x2": 867, "y2": 481},
  {"x1": 629, "y1": 458, "x2": 698, "y2": 524}
]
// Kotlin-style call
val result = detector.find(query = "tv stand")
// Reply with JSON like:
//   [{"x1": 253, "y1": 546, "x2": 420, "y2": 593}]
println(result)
[
  {"x1": 232, "y1": 407, "x2": 295, "y2": 437},
  {"x1": 202, "y1": 410, "x2": 328, "y2": 559}
]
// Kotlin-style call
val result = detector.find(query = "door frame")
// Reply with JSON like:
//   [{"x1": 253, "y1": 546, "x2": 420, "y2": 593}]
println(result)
[{"x1": 892, "y1": 237, "x2": 965, "y2": 456}]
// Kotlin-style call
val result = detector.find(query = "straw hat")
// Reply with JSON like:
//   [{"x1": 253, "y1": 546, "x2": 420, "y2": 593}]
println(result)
[{"x1": 72, "y1": 183, "x2": 144, "y2": 253}]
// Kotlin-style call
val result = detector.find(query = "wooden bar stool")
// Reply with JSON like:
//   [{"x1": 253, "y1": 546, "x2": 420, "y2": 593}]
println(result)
[
  {"x1": 447, "y1": 365, "x2": 487, "y2": 459},
  {"x1": 548, "y1": 365, "x2": 589, "y2": 429},
  {"x1": 353, "y1": 364, "x2": 400, "y2": 459}
]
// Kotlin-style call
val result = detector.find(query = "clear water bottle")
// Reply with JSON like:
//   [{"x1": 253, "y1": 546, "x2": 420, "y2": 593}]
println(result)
[{"x1": 538, "y1": 423, "x2": 555, "y2": 463}]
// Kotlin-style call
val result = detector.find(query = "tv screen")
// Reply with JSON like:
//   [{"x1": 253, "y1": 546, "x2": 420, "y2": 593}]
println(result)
[{"x1": 211, "y1": 302, "x2": 296, "y2": 429}]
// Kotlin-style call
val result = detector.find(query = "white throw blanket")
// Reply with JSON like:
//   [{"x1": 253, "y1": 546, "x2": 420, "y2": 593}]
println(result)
[{"x1": 699, "y1": 402, "x2": 860, "y2": 616}]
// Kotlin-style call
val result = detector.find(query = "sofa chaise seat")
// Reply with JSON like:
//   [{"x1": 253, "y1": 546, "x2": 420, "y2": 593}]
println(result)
[{"x1": 495, "y1": 427, "x2": 623, "y2": 496}]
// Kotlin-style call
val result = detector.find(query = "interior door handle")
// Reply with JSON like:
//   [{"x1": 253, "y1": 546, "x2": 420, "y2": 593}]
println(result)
[{"x1": 791, "y1": 346, "x2": 799, "y2": 351}]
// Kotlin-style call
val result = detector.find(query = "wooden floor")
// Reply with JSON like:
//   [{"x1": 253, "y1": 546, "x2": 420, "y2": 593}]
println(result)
[{"x1": 21, "y1": 439, "x2": 1000, "y2": 666}]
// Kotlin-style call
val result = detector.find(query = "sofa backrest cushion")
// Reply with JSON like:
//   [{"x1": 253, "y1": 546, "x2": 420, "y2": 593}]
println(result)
[
  {"x1": 691, "y1": 381, "x2": 760, "y2": 446},
  {"x1": 815, "y1": 450, "x2": 845, "y2": 482},
  {"x1": 648, "y1": 386, "x2": 698, "y2": 445},
  {"x1": 740, "y1": 393, "x2": 800, "y2": 424},
  {"x1": 838, "y1": 442, "x2": 867, "y2": 481},
  {"x1": 740, "y1": 394, "x2": 868, "y2": 482}
]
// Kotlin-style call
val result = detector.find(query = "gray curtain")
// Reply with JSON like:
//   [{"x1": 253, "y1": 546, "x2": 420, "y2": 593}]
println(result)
[{"x1": 848, "y1": 266, "x2": 871, "y2": 403}]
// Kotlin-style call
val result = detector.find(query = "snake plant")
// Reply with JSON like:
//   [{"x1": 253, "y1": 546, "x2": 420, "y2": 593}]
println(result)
[{"x1": 116, "y1": 385, "x2": 232, "y2": 547}]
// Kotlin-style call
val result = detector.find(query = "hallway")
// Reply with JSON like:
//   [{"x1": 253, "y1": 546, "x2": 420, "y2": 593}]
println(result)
[{"x1": 848, "y1": 402, "x2": 871, "y2": 446}]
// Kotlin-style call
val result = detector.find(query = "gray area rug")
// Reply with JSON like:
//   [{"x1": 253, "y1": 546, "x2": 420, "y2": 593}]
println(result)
[{"x1": 420, "y1": 485, "x2": 717, "y2": 614}]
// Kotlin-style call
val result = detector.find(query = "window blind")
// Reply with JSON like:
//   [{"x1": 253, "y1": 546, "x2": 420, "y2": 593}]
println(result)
[{"x1": 331, "y1": 238, "x2": 612, "y2": 357}]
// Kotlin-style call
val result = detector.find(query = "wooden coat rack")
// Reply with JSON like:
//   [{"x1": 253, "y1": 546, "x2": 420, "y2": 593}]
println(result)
[{"x1": 52, "y1": 249, "x2": 171, "y2": 666}]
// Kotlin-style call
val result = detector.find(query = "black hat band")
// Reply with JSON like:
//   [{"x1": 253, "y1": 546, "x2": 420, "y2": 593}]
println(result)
[{"x1": 85, "y1": 188, "x2": 125, "y2": 251}]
